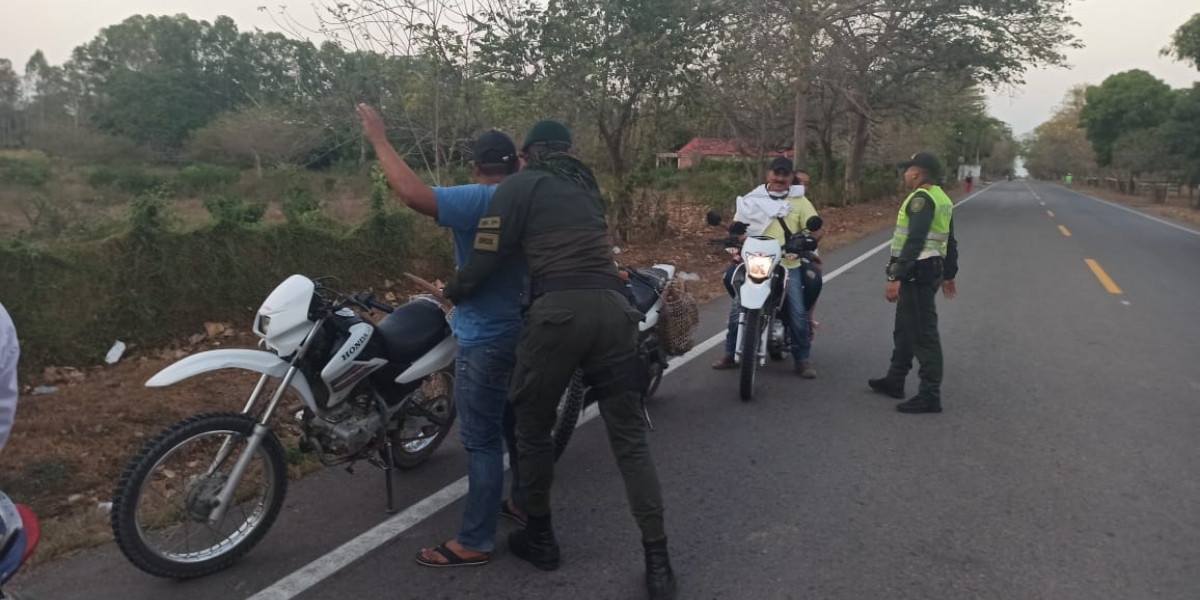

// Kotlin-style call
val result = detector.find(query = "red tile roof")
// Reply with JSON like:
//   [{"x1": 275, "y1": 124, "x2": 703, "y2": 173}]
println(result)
[{"x1": 677, "y1": 137, "x2": 793, "y2": 157}]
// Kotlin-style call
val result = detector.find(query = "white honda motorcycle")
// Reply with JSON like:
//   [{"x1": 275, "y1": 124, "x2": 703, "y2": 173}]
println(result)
[
  {"x1": 111, "y1": 274, "x2": 457, "y2": 579},
  {"x1": 727, "y1": 216, "x2": 823, "y2": 401}
]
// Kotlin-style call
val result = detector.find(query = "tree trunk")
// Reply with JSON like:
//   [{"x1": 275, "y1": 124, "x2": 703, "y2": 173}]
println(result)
[
  {"x1": 599, "y1": 115, "x2": 632, "y2": 242},
  {"x1": 793, "y1": 81, "x2": 809, "y2": 166},
  {"x1": 254, "y1": 151, "x2": 263, "y2": 179},
  {"x1": 843, "y1": 110, "x2": 869, "y2": 203},
  {"x1": 790, "y1": 17, "x2": 815, "y2": 166}
]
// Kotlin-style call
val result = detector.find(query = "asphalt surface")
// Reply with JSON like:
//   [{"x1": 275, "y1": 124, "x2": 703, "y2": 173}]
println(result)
[{"x1": 17, "y1": 181, "x2": 1200, "y2": 600}]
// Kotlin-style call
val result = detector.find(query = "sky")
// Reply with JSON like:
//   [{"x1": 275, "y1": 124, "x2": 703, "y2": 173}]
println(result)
[{"x1": 1, "y1": 0, "x2": 1198, "y2": 137}]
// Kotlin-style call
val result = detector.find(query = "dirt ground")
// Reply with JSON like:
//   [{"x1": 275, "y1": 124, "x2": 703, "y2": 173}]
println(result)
[{"x1": 0, "y1": 190, "x2": 916, "y2": 567}]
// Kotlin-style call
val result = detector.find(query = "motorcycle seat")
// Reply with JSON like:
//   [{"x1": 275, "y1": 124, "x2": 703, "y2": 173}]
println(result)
[
  {"x1": 628, "y1": 274, "x2": 662, "y2": 314},
  {"x1": 374, "y1": 299, "x2": 450, "y2": 364}
]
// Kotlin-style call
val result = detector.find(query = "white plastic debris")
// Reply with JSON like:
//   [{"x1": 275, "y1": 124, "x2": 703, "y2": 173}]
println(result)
[
  {"x1": 32, "y1": 386, "x2": 58, "y2": 395},
  {"x1": 97, "y1": 502, "x2": 113, "y2": 513},
  {"x1": 105, "y1": 340, "x2": 127, "y2": 364},
  {"x1": 678, "y1": 272, "x2": 700, "y2": 282}
]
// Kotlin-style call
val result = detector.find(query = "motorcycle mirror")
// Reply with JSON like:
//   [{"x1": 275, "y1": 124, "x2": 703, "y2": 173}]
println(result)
[
  {"x1": 706, "y1": 210, "x2": 723, "y2": 227},
  {"x1": 806, "y1": 215, "x2": 823, "y2": 232}
]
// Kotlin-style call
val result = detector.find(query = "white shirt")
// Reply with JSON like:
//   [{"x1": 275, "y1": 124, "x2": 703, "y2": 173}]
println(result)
[{"x1": 0, "y1": 303, "x2": 18, "y2": 454}]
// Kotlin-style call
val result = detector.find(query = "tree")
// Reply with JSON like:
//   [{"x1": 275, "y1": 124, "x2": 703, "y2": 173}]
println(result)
[
  {"x1": 0, "y1": 59, "x2": 18, "y2": 110},
  {"x1": 1079, "y1": 70, "x2": 1174, "y2": 166},
  {"x1": 187, "y1": 106, "x2": 324, "y2": 175},
  {"x1": 474, "y1": 0, "x2": 724, "y2": 236},
  {"x1": 1163, "y1": 13, "x2": 1200, "y2": 70},
  {"x1": 1022, "y1": 87, "x2": 1098, "y2": 180}
]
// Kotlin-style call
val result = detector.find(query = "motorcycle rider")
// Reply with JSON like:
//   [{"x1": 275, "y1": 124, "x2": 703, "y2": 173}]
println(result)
[
  {"x1": 443, "y1": 120, "x2": 677, "y2": 600},
  {"x1": 357, "y1": 104, "x2": 528, "y2": 567},
  {"x1": 792, "y1": 169, "x2": 823, "y2": 337},
  {"x1": 713, "y1": 157, "x2": 820, "y2": 378}
]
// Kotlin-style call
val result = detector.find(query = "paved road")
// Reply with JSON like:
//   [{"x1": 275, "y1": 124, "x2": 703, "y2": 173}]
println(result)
[{"x1": 18, "y1": 181, "x2": 1200, "y2": 600}]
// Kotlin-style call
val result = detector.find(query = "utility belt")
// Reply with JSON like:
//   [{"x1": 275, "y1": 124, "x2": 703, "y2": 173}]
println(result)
[
  {"x1": 889, "y1": 256, "x2": 944, "y2": 283},
  {"x1": 531, "y1": 274, "x2": 627, "y2": 300}
]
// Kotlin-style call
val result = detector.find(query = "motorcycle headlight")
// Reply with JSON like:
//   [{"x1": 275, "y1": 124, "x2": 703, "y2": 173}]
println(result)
[
  {"x1": 746, "y1": 254, "x2": 775, "y2": 281},
  {"x1": 257, "y1": 314, "x2": 271, "y2": 336}
]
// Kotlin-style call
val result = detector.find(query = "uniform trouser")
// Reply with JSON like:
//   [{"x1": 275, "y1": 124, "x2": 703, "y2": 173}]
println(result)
[
  {"x1": 508, "y1": 288, "x2": 667, "y2": 542},
  {"x1": 886, "y1": 259, "x2": 944, "y2": 400}
]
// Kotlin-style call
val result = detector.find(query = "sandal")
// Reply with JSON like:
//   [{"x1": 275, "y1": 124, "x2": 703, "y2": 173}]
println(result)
[
  {"x1": 500, "y1": 500, "x2": 528, "y2": 528},
  {"x1": 415, "y1": 542, "x2": 491, "y2": 568}
]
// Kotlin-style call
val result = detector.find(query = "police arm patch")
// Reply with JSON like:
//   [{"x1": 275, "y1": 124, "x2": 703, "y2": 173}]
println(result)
[
  {"x1": 473, "y1": 232, "x2": 500, "y2": 251},
  {"x1": 478, "y1": 216, "x2": 501, "y2": 229},
  {"x1": 909, "y1": 195, "x2": 927, "y2": 213}
]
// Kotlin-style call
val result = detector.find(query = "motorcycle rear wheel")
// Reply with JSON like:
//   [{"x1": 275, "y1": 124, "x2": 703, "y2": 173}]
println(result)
[
  {"x1": 551, "y1": 370, "x2": 588, "y2": 462},
  {"x1": 112, "y1": 413, "x2": 287, "y2": 579},
  {"x1": 391, "y1": 370, "x2": 457, "y2": 470}
]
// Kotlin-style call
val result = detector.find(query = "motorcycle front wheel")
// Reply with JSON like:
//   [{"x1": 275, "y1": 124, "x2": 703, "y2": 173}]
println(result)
[
  {"x1": 111, "y1": 412, "x2": 287, "y2": 579},
  {"x1": 739, "y1": 309, "x2": 762, "y2": 401}
]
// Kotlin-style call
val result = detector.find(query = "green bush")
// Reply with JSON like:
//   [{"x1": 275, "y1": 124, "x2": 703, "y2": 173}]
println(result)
[
  {"x1": 175, "y1": 164, "x2": 241, "y2": 195},
  {"x1": 282, "y1": 183, "x2": 321, "y2": 223},
  {"x1": 0, "y1": 157, "x2": 54, "y2": 187},
  {"x1": 88, "y1": 165, "x2": 170, "y2": 195},
  {"x1": 203, "y1": 195, "x2": 267, "y2": 228},
  {"x1": 128, "y1": 187, "x2": 172, "y2": 236}
]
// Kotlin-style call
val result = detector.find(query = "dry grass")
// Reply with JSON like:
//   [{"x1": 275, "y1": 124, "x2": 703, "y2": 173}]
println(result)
[{"x1": 1066, "y1": 184, "x2": 1200, "y2": 229}]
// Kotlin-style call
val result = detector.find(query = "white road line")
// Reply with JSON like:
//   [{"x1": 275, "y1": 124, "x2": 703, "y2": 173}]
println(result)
[
  {"x1": 1056, "y1": 185, "x2": 1200, "y2": 237},
  {"x1": 247, "y1": 184, "x2": 996, "y2": 600}
]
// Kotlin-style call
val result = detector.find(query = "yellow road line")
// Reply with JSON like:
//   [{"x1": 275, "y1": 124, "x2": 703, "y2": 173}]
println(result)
[
  {"x1": 1085, "y1": 259, "x2": 1123, "y2": 294},
  {"x1": 1047, "y1": 210, "x2": 1055, "y2": 217},
  {"x1": 1058, "y1": 225, "x2": 1072, "y2": 237}
]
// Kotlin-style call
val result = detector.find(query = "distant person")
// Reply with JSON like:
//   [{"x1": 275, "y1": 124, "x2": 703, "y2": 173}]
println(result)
[
  {"x1": 964, "y1": 174, "x2": 973, "y2": 194},
  {"x1": 0, "y1": 302, "x2": 18, "y2": 453},
  {"x1": 1065, "y1": 173, "x2": 1074, "y2": 187}
]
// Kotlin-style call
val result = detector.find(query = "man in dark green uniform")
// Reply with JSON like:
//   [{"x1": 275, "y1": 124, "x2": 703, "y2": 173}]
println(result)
[
  {"x1": 869, "y1": 152, "x2": 959, "y2": 414},
  {"x1": 443, "y1": 121, "x2": 677, "y2": 600}
]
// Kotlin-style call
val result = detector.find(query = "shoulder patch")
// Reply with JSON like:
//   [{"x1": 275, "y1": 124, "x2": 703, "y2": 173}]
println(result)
[
  {"x1": 478, "y1": 216, "x2": 501, "y2": 229},
  {"x1": 909, "y1": 195, "x2": 927, "y2": 213},
  {"x1": 473, "y1": 232, "x2": 500, "y2": 251}
]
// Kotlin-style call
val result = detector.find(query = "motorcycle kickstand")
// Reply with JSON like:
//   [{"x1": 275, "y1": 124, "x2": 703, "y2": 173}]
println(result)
[{"x1": 382, "y1": 437, "x2": 397, "y2": 514}]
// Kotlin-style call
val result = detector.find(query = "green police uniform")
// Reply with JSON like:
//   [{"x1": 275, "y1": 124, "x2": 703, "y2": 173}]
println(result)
[
  {"x1": 884, "y1": 184, "x2": 958, "y2": 405},
  {"x1": 443, "y1": 152, "x2": 667, "y2": 544}
]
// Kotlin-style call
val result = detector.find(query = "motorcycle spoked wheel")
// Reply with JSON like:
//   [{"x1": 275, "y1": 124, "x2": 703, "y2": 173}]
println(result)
[
  {"x1": 390, "y1": 370, "x2": 457, "y2": 470},
  {"x1": 111, "y1": 413, "x2": 287, "y2": 579},
  {"x1": 739, "y1": 309, "x2": 763, "y2": 401},
  {"x1": 551, "y1": 370, "x2": 589, "y2": 462}
]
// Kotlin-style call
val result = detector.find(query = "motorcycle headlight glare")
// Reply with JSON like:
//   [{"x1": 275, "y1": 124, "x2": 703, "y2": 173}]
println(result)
[
  {"x1": 746, "y1": 254, "x2": 774, "y2": 281},
  {"x1": 257, "y1": 315, "x2": 271, "y2": 335}
]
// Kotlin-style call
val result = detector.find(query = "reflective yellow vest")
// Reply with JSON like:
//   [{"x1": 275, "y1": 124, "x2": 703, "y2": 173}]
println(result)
[{"x1": 891, "y1": 185, "x2": 953, "y2": 259}]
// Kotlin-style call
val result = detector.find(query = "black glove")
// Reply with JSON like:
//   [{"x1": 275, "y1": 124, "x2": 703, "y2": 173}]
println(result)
[{"x1": 728, "y1": 221, "x2": 749, "y2": 236}]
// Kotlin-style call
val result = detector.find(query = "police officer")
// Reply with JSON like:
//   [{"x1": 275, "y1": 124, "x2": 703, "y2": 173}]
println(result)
[
  {"x1": 443, "y1": 121, "x2": 677, "y2": 600},
  {"x1": 869, "y1": 152, "x2": 958, "y2": 414}
]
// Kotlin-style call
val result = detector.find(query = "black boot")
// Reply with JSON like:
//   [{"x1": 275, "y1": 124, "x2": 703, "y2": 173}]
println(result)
[
  {"x1": 868, "y1": 377, "x2": 905, "y2": 399},
  {"x1": 643, "y1": 538, "x2": 678, "y2": 600},
  {"x1": 508, "y1": 513, "x2": 561, "y2": 571},
  {"x1": 896, "y1": 395, "x2": 942, "y2": 414}
]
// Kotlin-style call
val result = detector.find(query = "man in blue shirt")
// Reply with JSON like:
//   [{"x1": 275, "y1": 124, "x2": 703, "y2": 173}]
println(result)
[{"x1": 358, "y1": 104, "x2": 527, "y2": 567}]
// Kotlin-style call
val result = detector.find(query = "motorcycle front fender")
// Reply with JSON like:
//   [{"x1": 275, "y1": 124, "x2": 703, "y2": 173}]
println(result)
[
  {"x1": 738, "y1": 280, "x2": 774, "y2": 310},
  {"x1": 146, "y1": 349, "x2": 317, "y2": 410}
]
